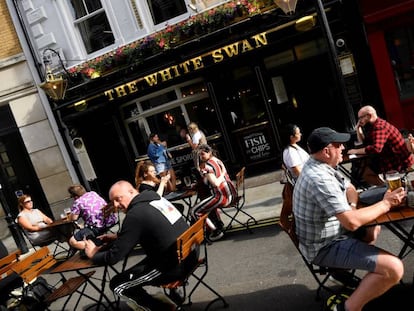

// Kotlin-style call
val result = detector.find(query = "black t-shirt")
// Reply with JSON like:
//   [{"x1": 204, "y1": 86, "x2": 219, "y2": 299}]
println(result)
[{"x1": 92, "y1": 190, "x2": 188, "y2": 271}]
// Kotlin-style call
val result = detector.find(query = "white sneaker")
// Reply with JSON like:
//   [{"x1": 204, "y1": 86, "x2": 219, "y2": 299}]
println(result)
[{"x1": 209, "y1": 229, "x2": 224, "y2": 241}]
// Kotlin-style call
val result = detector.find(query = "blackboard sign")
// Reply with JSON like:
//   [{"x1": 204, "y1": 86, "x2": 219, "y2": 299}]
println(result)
[{"x1": 234, "y1": 121, "x2": 277, "y2": 165}]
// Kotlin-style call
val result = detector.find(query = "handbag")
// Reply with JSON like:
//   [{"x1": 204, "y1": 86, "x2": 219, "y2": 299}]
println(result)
[{"x1": 20, "y1": 276, "x2": 54, "y2": 310}]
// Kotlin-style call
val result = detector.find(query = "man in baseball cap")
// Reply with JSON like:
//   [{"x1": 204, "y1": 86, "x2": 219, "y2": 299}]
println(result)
[
  {"x1": 307, "y1": 127, "x2": 350, "y2": 154},
  {"x1": 293, "y1": 126, "x2": 405, "y2": 311}
]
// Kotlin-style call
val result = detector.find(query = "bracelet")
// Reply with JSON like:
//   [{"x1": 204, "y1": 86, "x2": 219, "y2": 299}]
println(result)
[{"x1": 349, "y1": 202, "x2": 357, "y2": 208}]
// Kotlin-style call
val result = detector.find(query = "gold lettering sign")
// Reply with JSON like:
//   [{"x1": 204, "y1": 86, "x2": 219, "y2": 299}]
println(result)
[{"x1": 72, "y1": 32, "x2": 268, "y2": 107}]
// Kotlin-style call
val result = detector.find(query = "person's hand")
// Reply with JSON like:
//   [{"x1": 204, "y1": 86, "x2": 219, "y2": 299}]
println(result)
[
  {"x1": 97, "y1": 233, "x2": 117, "y2": 242},
  {"x1": 383, "y1": 187, "x2": 406, "y2": 209},
  {"x1": 38, "y1": 222, "x2": 47, "y2": 229},
  {"x1": 161, "y1": 174, "x2": 171, "y2": 183},
  {"x1": 185, "y1": 134, "x2": 191, "y2": 142}
]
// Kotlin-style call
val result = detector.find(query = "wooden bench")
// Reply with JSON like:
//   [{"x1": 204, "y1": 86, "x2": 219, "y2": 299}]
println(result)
[
  {"x1": 0, "y1": 249, "x2": 21, "y2": 280},
  {"x1": 11, "y1": 246, "x2": 96, "y2": 310}
]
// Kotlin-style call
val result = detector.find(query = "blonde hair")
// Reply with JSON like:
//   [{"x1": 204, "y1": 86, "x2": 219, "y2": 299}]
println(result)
[{"x1": 17, "y1": 194, "x2": 31, "y2": 211}]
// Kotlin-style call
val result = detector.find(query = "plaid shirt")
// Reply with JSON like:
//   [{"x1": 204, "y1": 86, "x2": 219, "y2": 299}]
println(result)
[
  {"x1": 293, "y1": 157, "x2": 351, "y2": 262},
  {"x1": 364, "y1": 117, "x2": 414, "y2": 173}
]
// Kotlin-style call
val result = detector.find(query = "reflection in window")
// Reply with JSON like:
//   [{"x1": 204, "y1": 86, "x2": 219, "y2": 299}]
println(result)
[
  {"x1": 219, "y1": 66, "x2": 266, "y2": 131},
  {"x1": 386, "y1": 27, "x2": 414, "y2": 100},
  {"x1": 123, "y1": 80, "x2": 213, "y2": 157},
  {"x1": 147, "y1": 0, "x2": 187, "y2": 25},
  {"x1": 147, "y1": 107, "x2": 187, "y2": 146},
  {"x1": 70, "y1": 0, "x2": 114, "y2": 54},
  {"x1": 181, "y1": 82, "x2": 208, "y2": 97},
  {"x1": 185, "y1": 98, "x2": 220, "y2": 137}
]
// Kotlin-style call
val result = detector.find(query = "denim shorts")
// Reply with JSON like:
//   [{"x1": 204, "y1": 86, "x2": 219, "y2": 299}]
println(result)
[
  {"x1": 74, "y1": 227, "x2": 106, "y2": 241},
  {"x1": 312, "y1": 237, "x2": 379, "y2": 272},
  {"x1": 155, "y1": 162, "x2": 171, "y2": 174}
]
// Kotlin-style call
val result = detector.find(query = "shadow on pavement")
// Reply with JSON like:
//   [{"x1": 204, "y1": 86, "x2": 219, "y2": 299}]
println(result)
[{"x1": 181, "y1": 284, "x2": 322, "y2": 311}]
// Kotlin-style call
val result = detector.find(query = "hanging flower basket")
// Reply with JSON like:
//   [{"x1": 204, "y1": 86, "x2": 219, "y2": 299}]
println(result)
[{"x1": 68, "y1": 0, "x2": 276, "y2": 81}]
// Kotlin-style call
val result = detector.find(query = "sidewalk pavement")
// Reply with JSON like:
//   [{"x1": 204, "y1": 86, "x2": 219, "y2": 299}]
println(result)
[{"x1": 0, "y1": 170, "x2": 285, "y2": 254}]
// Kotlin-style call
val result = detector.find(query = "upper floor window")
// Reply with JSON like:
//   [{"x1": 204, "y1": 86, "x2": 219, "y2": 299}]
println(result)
[
  {"x1": 147, "y1": 0, "x2": 187, "y2": 25},
  {"x1": 70, "y1": 0, "x2": 115, "y2": 54}
]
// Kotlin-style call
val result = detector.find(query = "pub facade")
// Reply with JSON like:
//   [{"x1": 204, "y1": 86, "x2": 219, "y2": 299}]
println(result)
[{"x1": 3, "y1": 0, "x2": 412, "y2": 214}]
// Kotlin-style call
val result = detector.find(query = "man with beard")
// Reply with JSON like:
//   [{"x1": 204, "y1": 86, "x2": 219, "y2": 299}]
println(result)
[{"x1": 347, "y1": 105, "x2": 414, "y2": 186}]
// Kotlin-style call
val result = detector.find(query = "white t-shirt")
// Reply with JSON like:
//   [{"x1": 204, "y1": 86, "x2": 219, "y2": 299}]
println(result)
[
  {"x1": 282, "y1": 145, "x2": 310, "y2": 178},
  {"x1": 192, "y1": 130, "x2": 207, "y2": 146}
]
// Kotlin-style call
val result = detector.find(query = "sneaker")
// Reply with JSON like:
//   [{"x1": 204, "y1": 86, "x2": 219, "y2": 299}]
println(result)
[
  {"x1": 209, "y1": 229, "x2": 224, "y2": 242},
  {"x1": 326, "y1": 293, "x2": 349, "y2": 311},
  {"x1": 332, "y1": 300, "x2": 346, "y2": 311}
]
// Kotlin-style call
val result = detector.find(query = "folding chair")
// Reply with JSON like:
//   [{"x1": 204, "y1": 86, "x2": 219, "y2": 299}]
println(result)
[
  {"x1": 220, "y1": 167, "x2": 257, "y2": 233},
  {"x1": 11, "y1": 246, "x2": 96, "y2": 311},
  {"x1": 161, "y1": 214, "x2": 229, "y2": 310},
  {"x1": 101, "y1": 202, "x2": 120, "y2": 233},
  {"x1": 279, "y1": 180, "x2": 360, "y2": 302},
  {"x1": 0, "y1": 248, "x2": 22, "y2": 307},
  {"x1": 16, "y1": 220, "x2": 73, "y2": 259}
]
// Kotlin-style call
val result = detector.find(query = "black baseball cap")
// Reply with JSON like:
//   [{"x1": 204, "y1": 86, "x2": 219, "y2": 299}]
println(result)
[{"x1": 307, "y1": 127, "x2": 350, "y2": 154}]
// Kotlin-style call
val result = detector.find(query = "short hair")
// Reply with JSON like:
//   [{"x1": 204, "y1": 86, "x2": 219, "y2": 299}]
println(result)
[
  {"x1": 68, "y1": 184, "x2": 86, "y2": 198},
  {"x1": 148, "y1": 133, "x2": 157, "y2": 140}
]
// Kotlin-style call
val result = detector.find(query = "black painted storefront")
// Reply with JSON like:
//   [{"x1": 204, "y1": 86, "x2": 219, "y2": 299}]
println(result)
[{"x1": 54, "y1": 1, "x2": 378, "y2": 195}]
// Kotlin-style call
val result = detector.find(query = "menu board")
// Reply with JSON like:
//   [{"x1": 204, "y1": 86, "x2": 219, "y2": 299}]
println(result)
[{"x1": 233, "y1": 122, "x2": 277, "y2": 165}]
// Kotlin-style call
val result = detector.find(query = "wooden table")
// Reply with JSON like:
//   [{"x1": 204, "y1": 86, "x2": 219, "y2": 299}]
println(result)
[
  {"x1": 365, "y1": 204, "x2": 414, "y2": 259},
  {"x1": 50, "y1": 252, "x2": 119, "y2": 310}
]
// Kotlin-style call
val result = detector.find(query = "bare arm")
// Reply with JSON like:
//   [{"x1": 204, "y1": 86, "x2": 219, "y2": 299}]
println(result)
[
  {"x1": 186, "y1": 134, "x2": 198, "y2": 150},
  {"x1": 355, "y1": 121, "x2": 365, "y2": 143},
  {"x1": 290, "y1": 165, "x2": 302, "y2": 177},
  {"x1": 205, "y1": 172, "x2": 225, "y2": 188},
  {"x1": 157, "y1": 174, "x2": 170, "y2": 196},
  {"x1": 347, "y1": 147, "x2": 366, "y2": 155},
  {"x1": 336, "y1": 187, "x2": 405, "y2": 231}
]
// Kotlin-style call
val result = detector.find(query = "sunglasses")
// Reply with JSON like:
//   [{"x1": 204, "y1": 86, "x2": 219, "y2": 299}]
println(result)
[{"x1": 24, "y1": 200, "x2": 32, "y2": 204}]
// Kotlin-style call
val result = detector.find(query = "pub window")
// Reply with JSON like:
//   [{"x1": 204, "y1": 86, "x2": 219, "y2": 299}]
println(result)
[
  {"x1": 146, "y1": 0, "x2": 187, "y2": 25},
  {"x1": 123, "y1": 80, "x2": 217, "y2": 157},
  {"x1": 386, "y1": 27, "x2": 414, "y2": 101},
  {"x1": 70, "y1": 0, "x2": 115, "y2": 54}
]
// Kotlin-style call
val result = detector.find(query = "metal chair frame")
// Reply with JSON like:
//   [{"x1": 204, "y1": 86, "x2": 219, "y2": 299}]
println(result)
[
  {"x1": 161, "y1": 214, "x2": 229, "y2": 310},
  {"x1": 220, "y1": 167, "x2": 257, "y2": 233},
  {"x1": 16, "y1": 220, "x2": 73, "y2": 258},
  {"x1": 279, "y1": 179, "x2": 360, "y2": 303}
]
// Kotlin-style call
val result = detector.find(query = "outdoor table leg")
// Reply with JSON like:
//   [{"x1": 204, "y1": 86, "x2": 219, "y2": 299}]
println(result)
[
  {"x1": 385, "y1": 222, "x2": 414, "y2": 259},
  {"x1": 81, "y1": 265, "x2": 119, "y2": 311}
]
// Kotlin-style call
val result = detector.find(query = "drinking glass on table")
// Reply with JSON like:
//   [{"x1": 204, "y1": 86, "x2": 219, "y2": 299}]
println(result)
[
  {"x1": 385, "y1": 170, "x2": 402, "y2": 191},
  {"x1": 63, "y1": 207, "x2": 72, "y2": 221}
]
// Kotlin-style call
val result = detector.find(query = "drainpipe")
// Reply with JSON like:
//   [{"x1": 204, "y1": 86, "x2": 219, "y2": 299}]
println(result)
[{"x1": 314, "y1": 0, "x2": 356, "y2": 130}]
